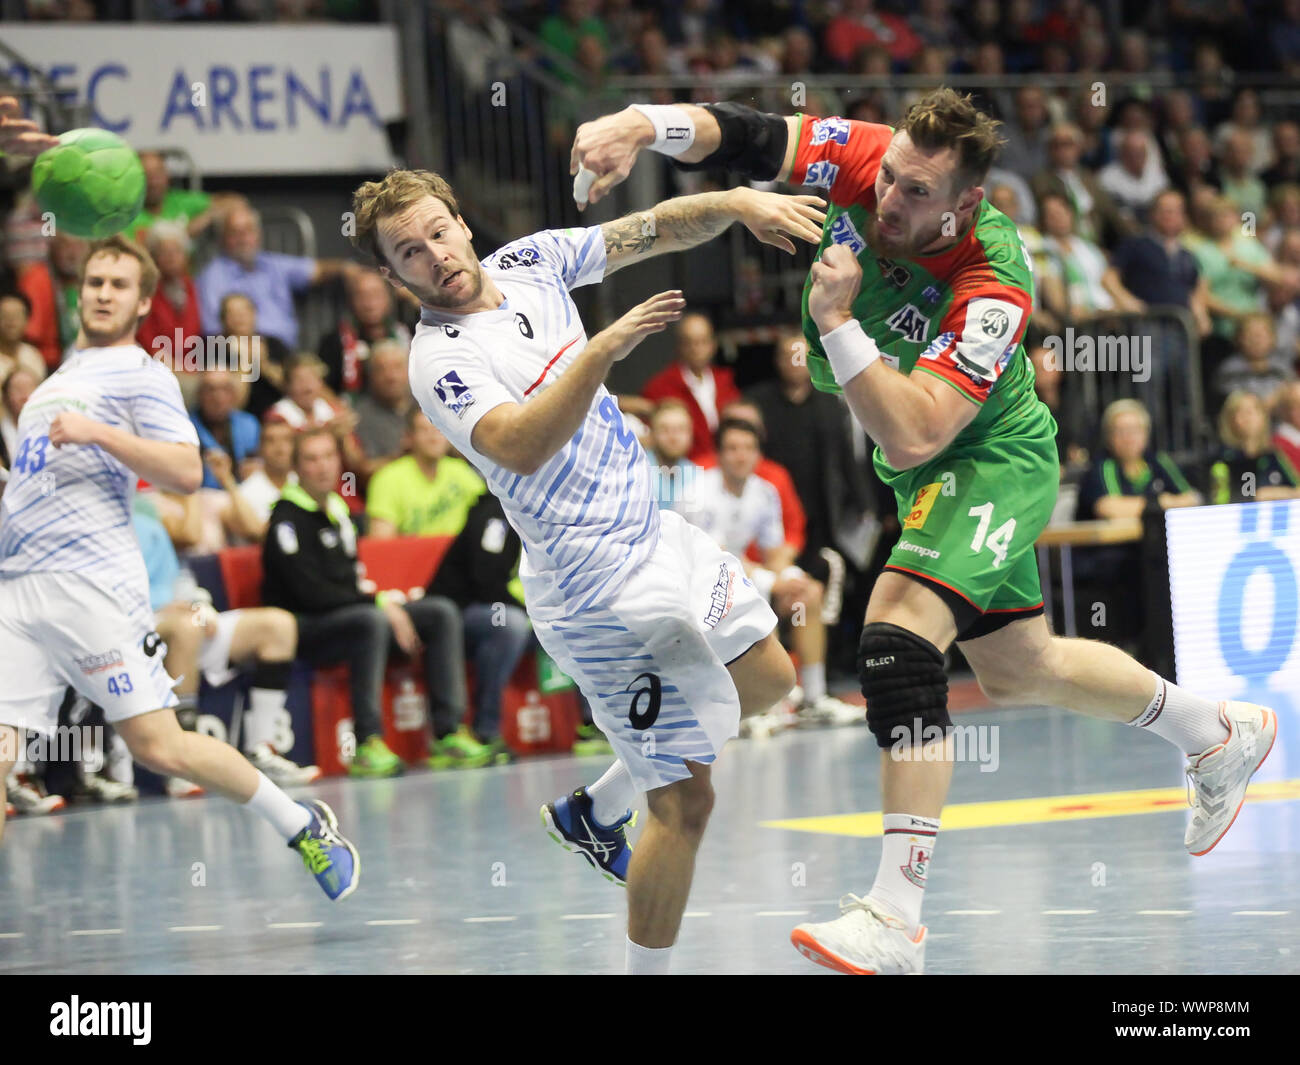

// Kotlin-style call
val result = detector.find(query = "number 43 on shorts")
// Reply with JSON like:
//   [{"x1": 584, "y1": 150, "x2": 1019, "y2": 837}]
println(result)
[{"x1": 968, "y1": 502, "x2": 1016, "y2": 568}]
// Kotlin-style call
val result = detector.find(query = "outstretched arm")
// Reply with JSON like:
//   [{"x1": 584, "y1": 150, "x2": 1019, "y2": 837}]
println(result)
[
  {"x1": 573, "y1": 104, "x2": 803, "y2": 209},
  {"x1": 600, "y1": 187, "x2": 825, "y2": 276}
]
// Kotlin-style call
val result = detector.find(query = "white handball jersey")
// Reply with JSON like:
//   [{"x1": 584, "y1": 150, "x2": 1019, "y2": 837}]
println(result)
[
  {"x1": 692, "y1": 466, "x2": 786, "y2": 559},
  {"x1": 409, "y1": 226, "x2": 660, "y2": 615},
  {"x1": 0, "y1": 346, "x2": 199, "y2": 583}
]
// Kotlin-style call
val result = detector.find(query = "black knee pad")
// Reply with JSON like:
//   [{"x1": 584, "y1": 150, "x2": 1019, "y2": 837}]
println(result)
[{"x1": 857, "y1": 622, "x2": 951, "y2": 749}]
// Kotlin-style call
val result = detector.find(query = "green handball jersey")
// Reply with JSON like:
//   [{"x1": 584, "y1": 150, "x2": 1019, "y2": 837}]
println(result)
[{"x1": 791, "y1": 114, "x2": 1060, "y2": 621}]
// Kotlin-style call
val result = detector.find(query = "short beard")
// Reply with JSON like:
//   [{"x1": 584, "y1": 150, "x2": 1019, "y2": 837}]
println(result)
[
  {"x1": 865, "y1": 214, "x2": 951, "y2": 259},
  {"x1": 80, "y1": 313, "x2": 136, "y2": 348},
  {"x1": 410, "y1": 262, "x2": 485, "y2": 311}
]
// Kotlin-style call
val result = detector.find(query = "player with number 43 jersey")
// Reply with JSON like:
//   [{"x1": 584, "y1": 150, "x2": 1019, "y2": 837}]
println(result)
[
  {"x1": 0, "y1": 230, "x2": 357, "y2": 903},
  {"x1": 570, "y1": 88, "x2": 1278, "y2": 976},
  {"x1": 349, "y1": 168, "x2": 825, "y2": 974}
]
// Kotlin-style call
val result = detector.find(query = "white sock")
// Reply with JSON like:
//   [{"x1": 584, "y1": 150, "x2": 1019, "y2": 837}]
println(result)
[
  {"x1": 244, "y1": 771, "x2": 311, "y2": 839},
  {"x1": 800, "y1": 662, "x2": 827, "y2": 704},
  {"x1": 587, "y1": 760, "x2": 637, "y2": 827},
  {"x1": 626, "y1": 937, "x2": 673, "y2": 974},
  {"x1": 1130, "y1": 673, "x2": 1228, "y2": 755},
  {"x1": 868, "y1": 813, "x2": 939, "y2": 937},
  {"x1": 244, "y1": 687, "x2": 288, "y2": 752}
]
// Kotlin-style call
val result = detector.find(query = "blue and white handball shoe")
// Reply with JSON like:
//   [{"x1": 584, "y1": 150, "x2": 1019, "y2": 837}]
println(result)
[
  {"x1": 288, "y1": 799, "x2": 360, "y2": 901},
  {"x1": 541, "y1": 787, "x2": 636, "y2": 886}
]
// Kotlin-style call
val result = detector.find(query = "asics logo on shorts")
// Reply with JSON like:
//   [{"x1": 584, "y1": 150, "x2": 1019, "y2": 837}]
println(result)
[{"x1": 626, "y1": 672, "x2": 662, "y2": 730}]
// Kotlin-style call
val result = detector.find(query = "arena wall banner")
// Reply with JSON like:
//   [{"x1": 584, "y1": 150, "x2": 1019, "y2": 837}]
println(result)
[
  {"x1": 3, "y1": 25, "x2": 402, "y2": 176},
  {"x1": 1166, "y1": 500, "x2": 1299, "y2": 718}
]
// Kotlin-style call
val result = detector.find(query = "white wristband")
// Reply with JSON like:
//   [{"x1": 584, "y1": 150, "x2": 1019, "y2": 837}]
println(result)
[
  {"x1": 629, "y1": 103, "x2": 696, "y2": 157},
  {"x1": 819, "y1": 318, "x2": 879, "y2": 387}
]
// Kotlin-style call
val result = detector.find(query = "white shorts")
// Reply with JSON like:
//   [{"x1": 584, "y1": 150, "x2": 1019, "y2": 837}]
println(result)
[
  {"x1": 524, "y1": 509, "x2": 778, "y2": 792},
  {"x1": 0, "y1": 571, "x2": 178, "y2": 735},
  {"x1": 198, "y1": 609, "x2": 244, "y2": 688}
]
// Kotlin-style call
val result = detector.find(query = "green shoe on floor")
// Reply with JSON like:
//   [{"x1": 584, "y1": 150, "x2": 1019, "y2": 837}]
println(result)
[
  {"x1": 349, "y1": 735, "x2": 404, "y2": 778},
  {"x1": 484, "y1": 738, "x2": 513, "y2": 766},
  {"x1": 428, "y1": 728, "x2": 495, "y2": 770}
]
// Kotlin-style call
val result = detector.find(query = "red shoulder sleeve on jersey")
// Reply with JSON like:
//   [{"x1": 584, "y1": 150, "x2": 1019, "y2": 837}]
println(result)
[
  {"x1": 913, "y1": 282, "x2": 1033, "y2": 405},
  {"x1": 789, "y1": 115, "x2": 891, "y2": 209}
]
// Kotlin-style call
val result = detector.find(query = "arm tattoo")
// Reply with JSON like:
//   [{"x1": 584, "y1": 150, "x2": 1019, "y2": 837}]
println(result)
[
  {"x1": 602, "y1": 211, "x2": 659, "y2": 258},
  {"x1": 601, "y1": 191, "x2": 733, "y2": 267}
]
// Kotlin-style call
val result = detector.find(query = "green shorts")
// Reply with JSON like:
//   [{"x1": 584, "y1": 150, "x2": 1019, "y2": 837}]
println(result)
[{"x1": 876, "y1": 431, "x2": 1059, "y2": 635}]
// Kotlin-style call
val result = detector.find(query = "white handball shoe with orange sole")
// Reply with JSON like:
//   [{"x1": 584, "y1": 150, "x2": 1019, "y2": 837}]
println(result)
[
  {"x1": 791, "y1": 895, "x2": 927, "y2": 975},
  {"x1": 1185, "y1": 701, "x2": 1278, "y2": 856}
]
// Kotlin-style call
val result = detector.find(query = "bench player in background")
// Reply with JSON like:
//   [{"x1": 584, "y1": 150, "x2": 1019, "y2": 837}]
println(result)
[
  {"x1": 0, "y1": 232, "x2": 357, "y2": 901},
  {"x1": 570, "y1": 90, "x2": 1278, "y2": 974},
  {"x1": 350, "y1": 169, "x2": 825, "y2": 973}
]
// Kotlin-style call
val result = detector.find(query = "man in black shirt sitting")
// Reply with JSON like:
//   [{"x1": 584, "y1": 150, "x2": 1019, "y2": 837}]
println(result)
[{"x1": 262, "y1": 427, "x2": 485, "y2": 776}]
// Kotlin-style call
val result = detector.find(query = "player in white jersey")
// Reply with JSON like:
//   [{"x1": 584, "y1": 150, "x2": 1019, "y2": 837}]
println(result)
[
  {"x1": 0, "y1": 232, "x2": 357, "y2": 900},
  {"x1": 351, "y1": 168, "x2": 826, "y2": 972}
]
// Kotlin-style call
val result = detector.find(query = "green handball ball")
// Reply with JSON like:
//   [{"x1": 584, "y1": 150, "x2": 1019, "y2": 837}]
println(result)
[{"x1": 32, "y1": 128, "x2": 146, "y2": 240}]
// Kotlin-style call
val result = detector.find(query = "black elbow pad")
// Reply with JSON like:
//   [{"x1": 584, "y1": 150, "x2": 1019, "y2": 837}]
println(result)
[{"x1": 672, "y1": 102, "x2": 789, "y2": 182}]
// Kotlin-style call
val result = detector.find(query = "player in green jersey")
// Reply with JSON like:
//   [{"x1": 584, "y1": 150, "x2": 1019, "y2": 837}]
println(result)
[{"x1": 569, "y1": 90, "x2": 1278, "y2": 974}]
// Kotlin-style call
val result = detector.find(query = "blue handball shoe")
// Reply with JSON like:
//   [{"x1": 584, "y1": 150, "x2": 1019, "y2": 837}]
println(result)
[
  {"x1": 541, "y1": 787, "x2": 636, "y2": 886},
  {"x1": 288, "y1": 799, "x2": 360, "y2": 901}
]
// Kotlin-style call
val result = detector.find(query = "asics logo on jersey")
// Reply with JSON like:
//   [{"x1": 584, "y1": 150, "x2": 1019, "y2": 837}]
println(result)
[
  {"x1": 805, "y1": 161, "x2": 840, "y2": 190},
  {"x1": 811, "y1": 117, "x2": 851, "y2": 147},
  {"x1": 829, "y1": 213, "x2": 866, "y2": 255},
  {"x1": 626, "y1": 672, "x2": 662, "y2": 730},
  {"x1": 433, "y1": 371, "x2": 476, "y2": 418}
]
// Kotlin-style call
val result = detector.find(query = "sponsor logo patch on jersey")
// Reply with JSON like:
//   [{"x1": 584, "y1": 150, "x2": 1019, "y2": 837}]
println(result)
[
  {"x1": 922, "y1": 285, "x2": 941, "y2": 304},
  {"x1": 829, "y1": 213, "x2": 866, "y2": 255},
  {"x1": 703, "y1": 562, "x2": 735, "y2": 629},
  {"x1": 275, "y1": 521, "x2": 299, "y2": 555},
  {"x1": 902, "y1": 482, "x2": 943, "y2": 532},
  {"x1": 958, "y1": 298, "x2": 1025, "y2": 379},
  {"x1": 886, "y1": 303, "x2": 930, "y2": 344},
  {"x1": 493, "y1": 247, "x2": 542, "y2": 271},
  {"x1": 810, "y1": 116, "x2": 851, "y2": 147},
  {"x1": 75, "y1": 649, "x2": 125, "y2": 675},
  {"x1": 433, "y1": 370, "x2": 476, "y2": 419},
  {"x1": 804, "y1": 161, "x2": 840, "y2": 190}
]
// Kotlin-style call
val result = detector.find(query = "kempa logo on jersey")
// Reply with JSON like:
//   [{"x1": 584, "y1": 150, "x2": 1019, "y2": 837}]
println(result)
[
  {"x1": 810, "y1": 117, "x2": 851, "y2": 146},
  {"x1": 829, "y1": 213, "x2": 865, "y2": 255},
  {"x1": 703, "y1": 562, "x2": 735, "y2": 629},
  {"x1": 74, "y1": 649, "x2": 125, "y2": 674},
  {"x1": 896, "y1": 540, "x2": 941, "y2": 560},
  {"x1": 50, "y1": 997, "x2": 151, "y2": 1045}
]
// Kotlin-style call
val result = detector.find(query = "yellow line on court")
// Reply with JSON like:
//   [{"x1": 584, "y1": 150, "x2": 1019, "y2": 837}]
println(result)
[{"x1": 761, "y1": 779, "x2": 1300, "y2": 838}]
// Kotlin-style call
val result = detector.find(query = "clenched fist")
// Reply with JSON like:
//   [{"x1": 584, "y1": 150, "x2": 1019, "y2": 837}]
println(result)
[{"x1": 807, "y1": 243, "x2": 863, "y2": 333}]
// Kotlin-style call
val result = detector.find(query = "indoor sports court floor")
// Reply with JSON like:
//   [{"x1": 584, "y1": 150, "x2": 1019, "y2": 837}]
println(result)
[{"x1": 2, "y1": 690, "x2": 1298, "y2": 975}]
